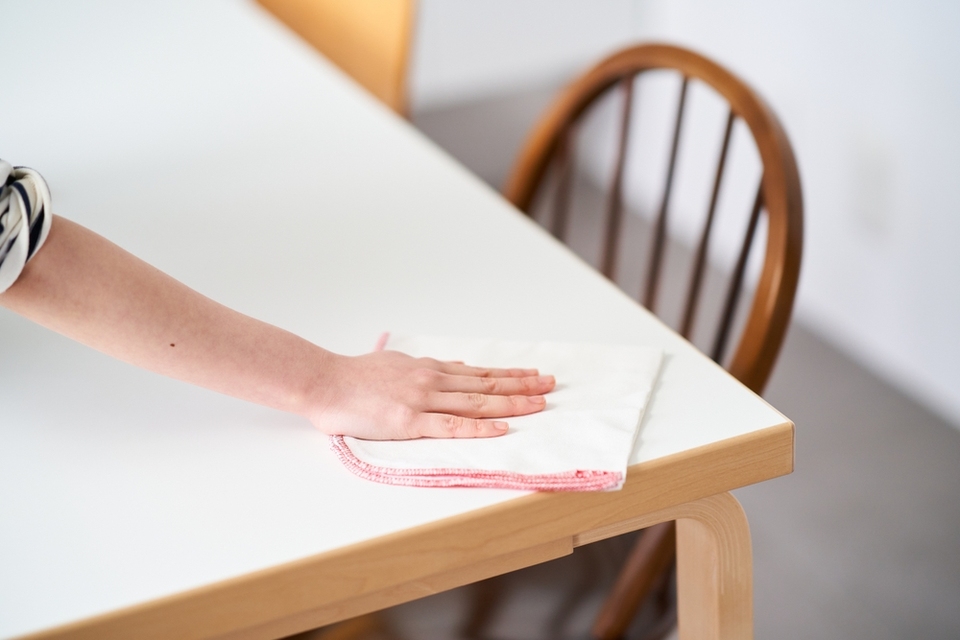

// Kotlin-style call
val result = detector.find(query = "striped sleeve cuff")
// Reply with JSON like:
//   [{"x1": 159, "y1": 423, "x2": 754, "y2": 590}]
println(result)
[{"x1": 0, "y1": 160, "x2": 53, "y2": 293}]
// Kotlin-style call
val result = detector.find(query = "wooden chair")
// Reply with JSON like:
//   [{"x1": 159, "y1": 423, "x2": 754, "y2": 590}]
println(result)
[
  {"x1": 499, "y1": 43, "x2": 803, "y2": 639},
  {"x1": 256, "y1": 0, "x2": 416, "y2": 114}
]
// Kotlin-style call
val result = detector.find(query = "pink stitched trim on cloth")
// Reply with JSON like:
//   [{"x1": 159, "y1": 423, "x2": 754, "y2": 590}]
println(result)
[{"x1": 330, "y1": 435, "x2": 623, "y2": 491}]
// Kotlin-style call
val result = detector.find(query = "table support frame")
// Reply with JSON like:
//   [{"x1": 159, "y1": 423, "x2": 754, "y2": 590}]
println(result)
[{"x1": 676, "y1": 492, "x2": 752, "y2": 640}]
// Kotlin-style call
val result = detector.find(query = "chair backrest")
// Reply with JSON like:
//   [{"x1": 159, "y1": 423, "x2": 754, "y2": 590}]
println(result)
[
  {"x1": 504, "y1": 43, "x2": 803, "y2": 394},
  {"x1": 257, "y1": 0, "x2": 415, "y2": 114}
]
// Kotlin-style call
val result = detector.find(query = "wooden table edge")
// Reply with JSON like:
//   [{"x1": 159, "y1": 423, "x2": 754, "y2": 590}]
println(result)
[{"x1": 17, "y1": 421, "x2": 793, "y2": 640}]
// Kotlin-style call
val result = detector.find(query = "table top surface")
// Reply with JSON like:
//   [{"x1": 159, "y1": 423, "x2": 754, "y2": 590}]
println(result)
[{"x1": 0, "y1": 1, "x2": 790, "y2": 637}]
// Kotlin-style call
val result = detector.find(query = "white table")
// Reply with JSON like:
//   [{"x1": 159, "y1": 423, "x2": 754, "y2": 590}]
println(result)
[{"x1": 0, "y1": 2, "x2": 793, "y2": 638}]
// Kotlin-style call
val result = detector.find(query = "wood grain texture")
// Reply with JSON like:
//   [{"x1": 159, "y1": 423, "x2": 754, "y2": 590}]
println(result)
[
  {"x1": 676, "y1": 492, "x2": 753, "y2": 640},
  {"x1": 226, "y1": 539, "x2": 573, "y2": 640},
  {"x1": 256, "y1": 0, "x2": 415, "y2": 114},
  {"x1": 17, "y1": 422, "x2": 792, "y2": 640}
]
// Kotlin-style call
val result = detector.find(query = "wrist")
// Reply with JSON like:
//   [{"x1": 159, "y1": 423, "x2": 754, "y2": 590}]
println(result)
[{"x1": 291, "y1": 345, "x2": 342, "y2": 423}]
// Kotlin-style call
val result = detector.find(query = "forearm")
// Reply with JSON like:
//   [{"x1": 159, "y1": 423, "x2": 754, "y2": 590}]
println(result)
[
  {"x1": 0, "y1": 215, "x2": 327, "y2": 416},
  {"x1": 2, "y1": 215, "x2": 553, "y2": 440}
]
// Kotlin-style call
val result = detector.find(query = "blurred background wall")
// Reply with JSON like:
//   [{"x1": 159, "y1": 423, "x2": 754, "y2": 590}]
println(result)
[
  {"x1": 409, "y1": 0, "x2": 960, "y2": 430},
  {"x1": 411, "y1": 0, "x2": 638, "y2": 108}
]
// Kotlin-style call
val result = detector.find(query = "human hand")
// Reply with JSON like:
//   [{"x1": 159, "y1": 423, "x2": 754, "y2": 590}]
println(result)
[{"x1": 305, "y1": 349, "x2": 555, "y2": 440}]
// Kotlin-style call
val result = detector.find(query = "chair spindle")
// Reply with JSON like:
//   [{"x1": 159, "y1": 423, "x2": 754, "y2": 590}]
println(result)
[
  {"x1": 680, "y1": 109, "x2": 736, "y2": 338},
  {"x1": 601, "y1": 75, "x2": 636, "y2": 279},
  {"x1": 711, "y1": 182, "x2": 764, "y2": 363},
  {"x1": 643, "y1": 76, "x2": 689, "y2": 312}
]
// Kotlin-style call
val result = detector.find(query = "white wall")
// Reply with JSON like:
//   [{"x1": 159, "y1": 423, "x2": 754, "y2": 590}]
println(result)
[
  {"x1": 410, "y1": 0, "x2": 640, "y2": 109},
  {"x1": 411, "y1": 0, "x2": 960, "y2": 428}
]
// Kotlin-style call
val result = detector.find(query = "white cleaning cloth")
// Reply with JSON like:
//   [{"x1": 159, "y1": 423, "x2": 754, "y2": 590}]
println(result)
[{"x1": 330, "y1": 335, "x2": 663, "y2": 491}]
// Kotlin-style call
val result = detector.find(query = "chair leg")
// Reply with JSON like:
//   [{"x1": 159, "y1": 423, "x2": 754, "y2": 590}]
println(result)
[
  {"x1": 590, "y1": 522, "x2": 677, "y2": 640},
  {"x1": 545, "y1": 543, "x2": 611, "y2": 637},
  {"x1": 460, "y1": 577, "x2": 505, "y2": 639},
  {"x1": 638, "y1": 566, "x2": 677, "y2": 640},
  {"x1": 287, "y1": 612, "x2": 400, "y2": 640}
]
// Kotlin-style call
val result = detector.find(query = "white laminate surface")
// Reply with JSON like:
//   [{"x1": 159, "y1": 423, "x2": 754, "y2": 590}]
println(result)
[{"x1": 0, "y1": 1, "x2": 786, "y2": 637}]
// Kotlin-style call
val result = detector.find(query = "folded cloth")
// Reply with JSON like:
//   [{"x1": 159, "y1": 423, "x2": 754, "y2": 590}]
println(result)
[{"x1": 330, "y1": 335, "x2": 663, "y2": 492}]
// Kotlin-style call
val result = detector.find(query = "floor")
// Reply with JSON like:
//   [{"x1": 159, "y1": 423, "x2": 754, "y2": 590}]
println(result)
[{"x1": 297, "y1": 87, "x2": 960, "y2": 639}]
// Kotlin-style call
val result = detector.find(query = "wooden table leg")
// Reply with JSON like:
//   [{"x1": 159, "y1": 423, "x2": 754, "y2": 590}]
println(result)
[{"x1": 676, "y1": 492, "x2": 752, "y2": 640}]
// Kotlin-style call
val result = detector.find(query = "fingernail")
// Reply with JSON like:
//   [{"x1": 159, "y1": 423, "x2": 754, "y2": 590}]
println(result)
[
  {"x1": 530, "y1": 395, "x2": 546, "y2": 404},
  {"x1": 494, "y1": 421, "x2": 509, "y2": 431},
  {"x1": 538, "y1": 375, "x2": 555, "y2": 384}
]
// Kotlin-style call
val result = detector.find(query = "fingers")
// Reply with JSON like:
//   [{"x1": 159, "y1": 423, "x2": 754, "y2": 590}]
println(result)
[
  {"x1": 413, "y1": 413, "x2": 510, "y2": 438},
  {"x1": 435, "y1": 373, "x2": 555, "y2": 396},
  {"x1": 426, "y1": 391, "x2": 547, "y2": 419},
  {"x1": 405, "y1": 387, "x2": 549, "y2": 439},
  {"x1": 437, "y1": 361, "x2": 539, "y2": 378},
  {"x1": 407, "y1": 367, "x2": 553, "y2": 440}
]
